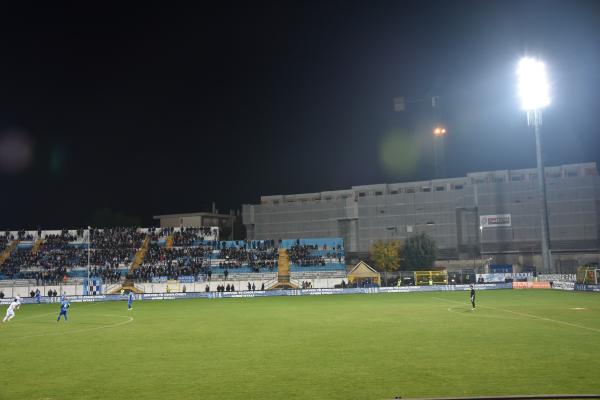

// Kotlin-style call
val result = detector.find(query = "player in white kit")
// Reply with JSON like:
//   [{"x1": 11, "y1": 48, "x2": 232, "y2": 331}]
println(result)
[{"x1": 3, "y1": 296, "x2": 21, "y2": 323}]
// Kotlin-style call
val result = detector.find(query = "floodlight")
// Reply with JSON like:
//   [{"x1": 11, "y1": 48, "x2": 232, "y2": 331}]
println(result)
[
  {"x1": 433, "y1": 127, "x2": 446, "y2": 136},
  {"x1": 517, "y1": 57, "x2": 550, "y2": 111}
]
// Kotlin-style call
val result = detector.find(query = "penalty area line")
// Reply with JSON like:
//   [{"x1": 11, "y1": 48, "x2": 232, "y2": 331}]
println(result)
[{"x1": 432, "y1": 296, "x2": 600, "y2": 334}]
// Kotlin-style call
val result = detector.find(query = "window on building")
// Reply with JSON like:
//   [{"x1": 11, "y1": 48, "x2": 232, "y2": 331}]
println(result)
[
  {"x1": 405, "y1": 187, "x2": 416, "y2": 193},
  {"x1": 358, "y1": 192, "x2": 366, "y2": 197},
  {"x1": 492, "y1": 176, "x2": 505, "y2": 183},
  {"x1": 390, "y1": 190, "x2": 399, "y2": 195},
  {"x1": 422, "y1": 187, "x2": 431, "y2": 192},
  {"x1": 511, "y1": 175, "x2": 523, "y2": 181},
  {"x1": 435, "y1": 186, "x2": 445, "y2": 192},
  {"x1": 454, "y1": 184, "x2": 464, "y2": 190},
  {"x1": 273, "y1": 200, "x2": 280, "y2": 205},
  {"x1": 566, "y1": 171, "x2": 578, "y2": 177},
  {"x1": 375, "y1": 191, "x2": 383, "y2": 196}
]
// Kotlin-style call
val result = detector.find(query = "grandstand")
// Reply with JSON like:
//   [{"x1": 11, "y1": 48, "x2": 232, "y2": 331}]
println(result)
[{"x1": 0, "y1": 226, "x2": 347, "y2": 295}]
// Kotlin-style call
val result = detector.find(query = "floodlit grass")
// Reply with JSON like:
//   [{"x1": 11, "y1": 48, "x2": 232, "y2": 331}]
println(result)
[{"x1": 2, "y1": 290, "x2": 600, "y2": 400}]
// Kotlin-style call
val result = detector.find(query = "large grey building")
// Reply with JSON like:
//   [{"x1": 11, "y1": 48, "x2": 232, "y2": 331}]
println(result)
[{"x1": 242, "y1": 163, "x2": 600, "y2": 272}]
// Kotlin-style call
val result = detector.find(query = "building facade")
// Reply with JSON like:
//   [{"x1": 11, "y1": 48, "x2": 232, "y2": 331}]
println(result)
[
  {"x1": 242, "y1": 163, "x2": 600, "y2": 272},
  {"x1": 153, "y1": 211, "x2": 243, "y2": 240}
]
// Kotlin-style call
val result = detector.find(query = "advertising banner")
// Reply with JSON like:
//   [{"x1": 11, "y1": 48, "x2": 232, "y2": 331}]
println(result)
[
  {"x1": 480, "y1": 214, "x2": 511, "y2": 228},
  {"x1": 0, "y1": 283, "x2": 518, "y2": 305},
  {"x1": 551, "y1": 281, "x2": 575, "y2": 291},
  {"x1": 575, "y1": 284, "x2": 600, "y2": 292},
  {"x1": 513, "y1": 281, "x2": 550, "y2": 289},
  {"x1": 476, "y1": 273, "x2": 506, "y2": 283}
]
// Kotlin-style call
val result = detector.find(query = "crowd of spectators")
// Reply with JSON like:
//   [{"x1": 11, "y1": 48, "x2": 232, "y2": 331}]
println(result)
[
  {"x1": 172, "y1": 227, "x2": 213, "y2": 246},
  {"x1": 90, "y1": 267, "x2": 122, "y2": 284},
  {"x1": 1, "y1": 246, "x2": 74, "y2": 281},
  {"x1": 91, "y1": 227, "x2": 145, "y2": 249},
  {"x1": 131, "y1": 263, "x2": 206, "y2": 282},
  {"x1": 287, "y1": 245, "x2": 326, "y2": 266},
  {"x1": 1, "y1": 230, "x2": 345, "y2": 284},
  {"x1": 18, "y1": 267, "x2": 68, "y2": 285},
  {"x1": 287, "y1": 242, "x2": 344, "y2": 266},
  {"x1": 217, "y1": 246, "x2": 278, "y2": 272}
]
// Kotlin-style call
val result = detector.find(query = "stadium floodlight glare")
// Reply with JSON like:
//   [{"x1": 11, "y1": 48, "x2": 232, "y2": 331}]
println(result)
[
  {"x1": 517, "y1": 56, "x2": 553, "y2": 274},
  {"x1": 517, "y1": 57, "x2": 550, "y2": 111},
  {"x1": 433, "y1": 127, "x2": 446, "y2": 136}
]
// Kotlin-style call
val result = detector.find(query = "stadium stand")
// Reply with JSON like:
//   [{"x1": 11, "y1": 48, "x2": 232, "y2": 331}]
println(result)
[{"x1": 0, "y1": 227, "x2": 346, "y2": 290}]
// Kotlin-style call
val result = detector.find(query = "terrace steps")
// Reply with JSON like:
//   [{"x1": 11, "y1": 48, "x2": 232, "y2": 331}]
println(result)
[
  {"x1": 130, "y1": 237, "x2": 150, "y2": 271},
  {"x1": 268, "y1": 249, "x2": 298, "y2": 290},
  {"x1": 0, "y1": 240, "x2": 18, "y2": 266},
  {"x1": 108, "y1": 278, "x2": 144, "y2": 294},
  {"x1": 31, "y1": 239, "x2": 44, "y2": 255},
  {"x1": 165, "y1": 235, "x2": 174, "y2": 250}
]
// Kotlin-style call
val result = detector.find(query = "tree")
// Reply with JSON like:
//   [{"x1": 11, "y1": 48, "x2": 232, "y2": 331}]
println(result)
[
  {"x1": 369, "y1": 240, "x2": 401, "y2": 286},
  {"x1": 401, "y1": 232, "x2": 438, "y2": 270}
]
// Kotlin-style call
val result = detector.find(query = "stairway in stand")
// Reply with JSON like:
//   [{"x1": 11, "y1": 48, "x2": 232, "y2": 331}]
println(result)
[
  {"x1": 0, "y1": 240, "x2": 19, "y2": 266},
  {"x1": 106, "y1": 236, "x2": 150, "y2": 294},
  {"x1": 31, "y1": 238, "x2": 44, "y2": 255},
  {"x1": 165, "y1": 234, "x2": 174, "y2": 250},
  {"x1": 268, "y1": 249, "x2": 298, "y2": 290},
  {"x1": 130, "y1": 236, "x2": 150, "y2": 271}
]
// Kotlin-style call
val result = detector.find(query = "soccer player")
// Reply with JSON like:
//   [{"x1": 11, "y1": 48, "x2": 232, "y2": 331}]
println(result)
[
  {"x1": 470, "y1": 284, "x2": 476, "y2": 310},
  {"x1": 35, "y1": 289, "x2": 41, "y2": 304},
  {"x1": 57, "y1": 298, "x2": 70, "y2": 322},
  {"x1": 2, "y1": 296, "x2": 21, "y2": 323},
  {"x1": 127, "y1": 291, "x2": 134, "y2": 310}
]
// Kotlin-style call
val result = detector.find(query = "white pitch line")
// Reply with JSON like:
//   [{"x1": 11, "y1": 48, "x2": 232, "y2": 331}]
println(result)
[
  {"x1": 432, "y1": 296, "x2": 600, "y2": 334},
  {"x1": 8, "y1": 315, "x2": 134, "y2": 340}
]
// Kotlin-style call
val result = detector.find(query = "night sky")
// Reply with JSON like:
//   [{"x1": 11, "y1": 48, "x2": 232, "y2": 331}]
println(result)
[{"x1": 1, "y1": 1, "x2": 599, "y2": 229}]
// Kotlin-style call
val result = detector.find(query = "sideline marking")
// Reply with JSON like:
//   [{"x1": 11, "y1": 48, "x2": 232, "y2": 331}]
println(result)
[{"x1": 433, "y1": 297, "x2": 600, "y2": 334}]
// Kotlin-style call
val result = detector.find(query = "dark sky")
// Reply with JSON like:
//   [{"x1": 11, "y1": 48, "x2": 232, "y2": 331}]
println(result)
[{"x1": 1, "y1": 1, "x2": 599, "y2": 228}]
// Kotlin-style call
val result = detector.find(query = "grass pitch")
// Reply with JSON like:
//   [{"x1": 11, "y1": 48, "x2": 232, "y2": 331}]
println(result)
[{"x1": 2, "y1": 290, "x2": 600, "y2": 400}]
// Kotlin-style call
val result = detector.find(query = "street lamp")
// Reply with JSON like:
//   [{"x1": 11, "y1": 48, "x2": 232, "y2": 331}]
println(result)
[{"x1": 517, "y1": 57, "x2": 552, "y2": 274}]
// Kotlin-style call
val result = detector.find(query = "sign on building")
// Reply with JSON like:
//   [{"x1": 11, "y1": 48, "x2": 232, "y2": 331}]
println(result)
[{"x1": 480, "y1": 214, "x2": 511, "y2": 228}]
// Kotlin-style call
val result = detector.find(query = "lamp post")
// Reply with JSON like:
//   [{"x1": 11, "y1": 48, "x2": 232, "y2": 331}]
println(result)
[{"x1": 517, "y1": 57, "x2": 552, "y2": 274}]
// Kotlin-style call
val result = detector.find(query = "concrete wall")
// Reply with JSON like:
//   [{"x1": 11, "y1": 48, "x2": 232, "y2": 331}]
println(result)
[{"x1": 243, "y1": 163, "x2": 600, "y2": 268}]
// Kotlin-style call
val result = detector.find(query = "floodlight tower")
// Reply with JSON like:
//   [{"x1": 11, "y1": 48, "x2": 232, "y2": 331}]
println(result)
[
  {"x1": 433, "y1": 125, "x2": 447, "y2": 179},
  {"x1": 517, "y1": 57, "x2": 552, "y2": 274}
]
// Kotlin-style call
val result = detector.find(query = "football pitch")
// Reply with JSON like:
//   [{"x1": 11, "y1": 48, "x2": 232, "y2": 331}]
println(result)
[{"x1": 2, "y1": 290, "x2": 600, "y2": 400}]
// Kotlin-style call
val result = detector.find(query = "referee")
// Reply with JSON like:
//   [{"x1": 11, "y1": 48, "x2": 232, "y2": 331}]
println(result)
[{"x1": 470, "y1": 284, "x2": 476, "y2": 310}]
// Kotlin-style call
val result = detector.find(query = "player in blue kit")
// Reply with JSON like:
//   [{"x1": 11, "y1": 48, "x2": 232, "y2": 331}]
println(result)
[
  {"x1": 57, "y1": 299, "x2": 70, "y2": 322},
  {"x1": 128, "y1": 291, "x2": 134, "y2": 310}
]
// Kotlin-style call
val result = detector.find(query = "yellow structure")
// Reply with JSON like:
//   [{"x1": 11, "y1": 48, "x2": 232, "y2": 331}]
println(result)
[
  {"x1": 415, "y1": 270, "x2": 448, "y2": 285},
  {"x1": 0, "y1": 240, "x2": 18, "y2": 266},
  {"x1": 130, "y1": 236, "x2": 150, "y2": 271},
  {"x1": 31, "y1": 239, "x2": 44, "y2": 255},
  {"x1": 268, "y1": 249, "x2": 298, "y2": 290},
  {"x1": 347, "y1": 261, "x2": 381, "y2": 286},
  {"x1": 165, "y1": 234, "x2": 174, "y2": 250}
]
